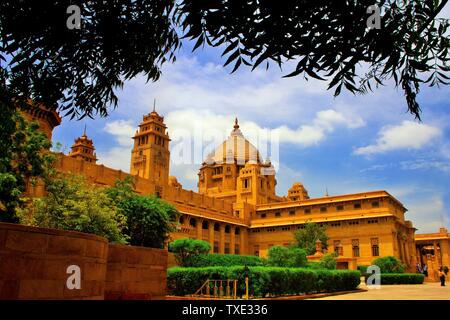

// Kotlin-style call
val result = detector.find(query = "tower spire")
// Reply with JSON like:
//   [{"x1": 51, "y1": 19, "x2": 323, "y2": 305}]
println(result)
[
  {"x1": 234, "y1": 117, "x2": 239, "y2": 129},
  {"x1": 83, "y1": 124, "x2": 87, "y2": 136},
  {"x1": 153, "y1": 98, "x2": 156, "y2": 112}
]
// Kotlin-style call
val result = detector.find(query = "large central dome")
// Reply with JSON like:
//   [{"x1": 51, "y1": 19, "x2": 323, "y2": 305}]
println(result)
[{"x1": 204, "y1": 118, "x2": 262, "y2": 165}]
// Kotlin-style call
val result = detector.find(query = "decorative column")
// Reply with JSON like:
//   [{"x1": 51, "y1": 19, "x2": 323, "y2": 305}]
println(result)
[
  {"x1": 219, "y1": 224, "x2": 225, "y2": 254},
  {"x1": 433, "y1": 241, "x2": 439, "y2": 266},
  {"x1": 240, "y1": 228, "x2": 248, "y2": 255},
  {"x1": 196, "y1": 218, "x2": 203, "y2": 240},
  {"x1": 440, "y1": 239, "x2": 450, "y2": 269},
  {"x1": 416, "y1": 246, "x2": 422, "y2": 265},
  {"x1": 208, "y1": 221, "x2": 215, "y2": 253},
  {"x1": 230, "y1": 226, "x2": 236, "y2": 255}
]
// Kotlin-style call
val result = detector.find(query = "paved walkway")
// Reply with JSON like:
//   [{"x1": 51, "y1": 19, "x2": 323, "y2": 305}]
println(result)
[{"x1": 312, "y1": 282, "x2": 450, "y2": 300}]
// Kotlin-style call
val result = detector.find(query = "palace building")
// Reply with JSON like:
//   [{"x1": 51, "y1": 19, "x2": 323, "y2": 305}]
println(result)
[{"x1": 24, "y1": 104, "x2": 450, "y2": 273}]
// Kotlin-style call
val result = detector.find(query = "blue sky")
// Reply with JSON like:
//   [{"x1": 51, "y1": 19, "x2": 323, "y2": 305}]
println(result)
[{"x1": 52, "y1": 13, "x2": 450, "y2": 234}]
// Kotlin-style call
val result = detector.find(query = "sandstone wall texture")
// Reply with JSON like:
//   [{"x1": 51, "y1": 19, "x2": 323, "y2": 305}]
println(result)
[
  {"x1": 0, "y1": 222, "x2": 108, "y2": 300},
  {"x1": 105, "y1": 244, "x2": 168, "y2": 300}
]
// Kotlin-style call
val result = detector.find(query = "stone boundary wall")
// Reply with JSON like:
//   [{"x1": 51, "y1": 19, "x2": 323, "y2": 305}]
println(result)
[
  {"x1": 0, "y1": 223, "x2": 169, "y2": 300},
  {"x1": 105, "y1": 244, "x2": 167, "y2": 300},
  {"x1": 0, "y1": 222, "x2": 108, "y2": 300}
]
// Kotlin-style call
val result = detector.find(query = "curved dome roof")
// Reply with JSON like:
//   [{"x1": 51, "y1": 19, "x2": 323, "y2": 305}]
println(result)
[{"x1": 204, "y1": 118, "x2": 262, "y2": 165}]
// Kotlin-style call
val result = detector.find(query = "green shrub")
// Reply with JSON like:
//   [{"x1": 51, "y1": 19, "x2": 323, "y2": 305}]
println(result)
[
  {"x1": 378, "y1": 273, "x2": 425, "y2": 284},
  {"x1": 167, "y1": 266, "x2": 360, "y2": 297},
  {"x1": 107, "y1": 178, "x2": 179, "y2": 248},
  {"x1": 187, "y1": 253, "x2": 266, "y2": 267},
  {"x1": 28, "y1": 174, "x2": 128, "y2": 243},
  {"x1": 372, "y1": 256, "x2": 406, "y2": 273},
  {"x1": 306, "y1": 261, "x2": 323, "y2": 269},
  {"x1": 293, "y1": 222, "x2": 329, "y2": 255},
  {"x1": 168, "y1": 238, "x2": 211, "y2": 267},
  {"x1": 319, "y1": 253, "x2": 338, "y2": 270},
  {"x1": 267, "y1": 246, "x2": 307, "y2": 267},
  {"x1": 357, "y1": 265, "x2": 368, "y2": 274}
]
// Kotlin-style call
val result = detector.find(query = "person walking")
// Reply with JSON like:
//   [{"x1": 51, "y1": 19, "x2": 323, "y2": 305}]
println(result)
[{"x1": 438, "y1": 267, "x2": 446, "y2": 286}]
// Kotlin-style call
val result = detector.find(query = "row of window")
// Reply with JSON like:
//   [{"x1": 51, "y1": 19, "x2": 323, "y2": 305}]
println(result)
[
  {"x1": 136, "y1": 134, "x2": 166, "y2": 147},
  {"x1": 213, "y1": 241, "x2": 240, "y2": 254},
  {"x1": 249, "y1": 219, "x2": 381, "y2": 233},
  {"x1": 179, "y1": 216, "x2": 241, "y2": 235},
  {"x1": 258, "y1": 200, "x2": 381, "y2": 218},
  {"x1": 141, "y1": 124, "x2": 163, "y2": 132},
  {"x1": 334, "y1": 238, "x2": 380, "y2": 257},
  {"x1": 253, "y1": 238, "x2": 380, "y2": 258}
]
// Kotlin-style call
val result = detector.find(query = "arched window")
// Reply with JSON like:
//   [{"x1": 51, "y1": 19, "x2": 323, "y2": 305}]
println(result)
[
  {"x1": 225, "y1": 225, "x2": 230, "y2": 234},
  {"x1": 235, "y1": 227, "x2": 240, "y2": 235},
  {"x1": 189, "y1": 218, "x2": 197, "y2": 228},
  {"x1": 202, "y1": 221, "x2": 209, "y2": 230},
  {"x1": 214, "y1": 223, "x2": 220, "y2": 232}
]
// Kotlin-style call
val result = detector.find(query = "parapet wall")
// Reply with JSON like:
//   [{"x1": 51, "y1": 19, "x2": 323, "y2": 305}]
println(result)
[
  {"x1": 0, "y1": 222, "x2": 108, "y2": 300},
  {"x1": 54, "y1": 154, "x2": 238, "y2": 220},
  {"x1": 105, "y1": 244, "x2": 168, "y2": 300},
  {"x1": 0, "y1": 222, "x2": 169, "y2": 300}
]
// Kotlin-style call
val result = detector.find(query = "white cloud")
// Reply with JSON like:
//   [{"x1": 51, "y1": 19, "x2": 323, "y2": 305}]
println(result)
[
  {"x1": 400, "y1": 159, "x2": 450, "y2": 172},
  {"x1": 114, "y1": 56, "x2": 359, "y2": 127},
  {"x1": 104, "y1": 120, "x2": 135, "y2": 148},
  {"x1": 407, "y1": 195, "x2": 448, "y2": 234},
  {"x1": 96, "y1": 120, "x2": 136, "y2": 172},
  {"x1": 355, "y1": 120, "x2": 441, "y2": 155},
  {"x1": 166, "y1": 107, "x2": 363, "y2": 150}
]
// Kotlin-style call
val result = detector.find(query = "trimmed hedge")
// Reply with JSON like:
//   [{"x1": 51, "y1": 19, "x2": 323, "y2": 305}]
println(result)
[
  {"x1": 185, "y1": 254, "x2": 267, "y2": 267},
  {"x1": 379, "y1": 273, "x2": 425, "y2": 284},
  {"x1": 357, "y1": 265, "x2": 368, "y2": 274},
  {"x1": 167, "y1": 266, "x2": 361, "y2": 297}
]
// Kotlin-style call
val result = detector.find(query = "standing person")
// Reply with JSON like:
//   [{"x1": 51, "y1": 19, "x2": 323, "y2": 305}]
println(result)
[
  {"x1": 416, "y1": 262, "x2": 422, "y2": 274},
  {"x1": 438, "y1": 267, "x2": 446, "y2": 286},
  {"x1": 423, "y1": 264, "x2": 428, "y2": 277}
]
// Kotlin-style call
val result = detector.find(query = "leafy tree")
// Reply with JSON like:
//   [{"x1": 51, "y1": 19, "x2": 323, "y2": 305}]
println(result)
[
  {"x1": 1, "y1": 1, "x2": 448, "y2": 121},
  {"x1": 168, "y1": 238, "x2": 211, "y2": 267},
  {"x1": 0, "y1": 107, "x2": 53, "y2": 223},
  {"x1": 372, "y1": 256, "x2": 406, "y2": 273},
  {"x1": 267, "y1": 246, "x2": 307, "y2": 268},
  {"x1": 319, "y1": 252, "x2": 338, "y2": 270},
  {"x1": 18, "y1": 174, "x2": 128, "y2": 243},
  {"x1": 293, "y1": 222, "x2": 329, "y2": 255},
  {"x1": 106, "y1": 177, "x2": 180, "y2": 248},
  {"x1": 0, "y1": 0, "x2": 179, "y2": 120},
  {"x1": 178, "y1": 0, "x2": 450, "y2": 119}
]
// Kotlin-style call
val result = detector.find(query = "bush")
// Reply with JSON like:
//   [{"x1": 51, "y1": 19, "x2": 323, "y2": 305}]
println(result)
[
  {"x1": 106, "y1": 177, "x2": 179, "y2": 248},
  {"x1": 378, "y1": 273, "x2": 425, "y2": 284},
  {"x1": 293, "y1": 222, "x2": 329, "y2": 255},
  {"x1": 267, "y1": 246, "x2": 307, "y2": 267},
  {"x1": 319, "y1": 253, "x2": 338, "y2": 270},
  {"x1": 25, "y1": 174, "x2": 128, "y2": 243},
  {"x1": 357, "y1": 265, "x2": 368, "y2": 274},
  {"x1": 306, "y1": 261, "x2": 323, "y2": 270},
  {"x1": 187, "y1": 253, "x2": 266, "y2": 268},
  {"x1": 169, "y1": 238, "x2": 211, "y2": 266},
  {"x1": 167, "y1": 266, "x2": 361, "y2": 297},
  {"x1": 372, "y1": 256, "x2": 406, "y2": 273}
]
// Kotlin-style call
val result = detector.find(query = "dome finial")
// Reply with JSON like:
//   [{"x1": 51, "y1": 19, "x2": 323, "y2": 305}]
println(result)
[
  {"x1": 153, "y1": 98, "x2": 156, "y2": 112},
  {"x1": 82, "y1": 124, "x2": 87, "y2": 137},
  {"x1": 234, "y1": 117, "x2": 239, "y2": 130}
]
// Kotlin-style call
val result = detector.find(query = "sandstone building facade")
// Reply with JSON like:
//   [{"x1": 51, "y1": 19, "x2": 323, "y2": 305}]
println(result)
[{"x1": 23, "y1": 105, "x2": 449, "y2": 272}]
